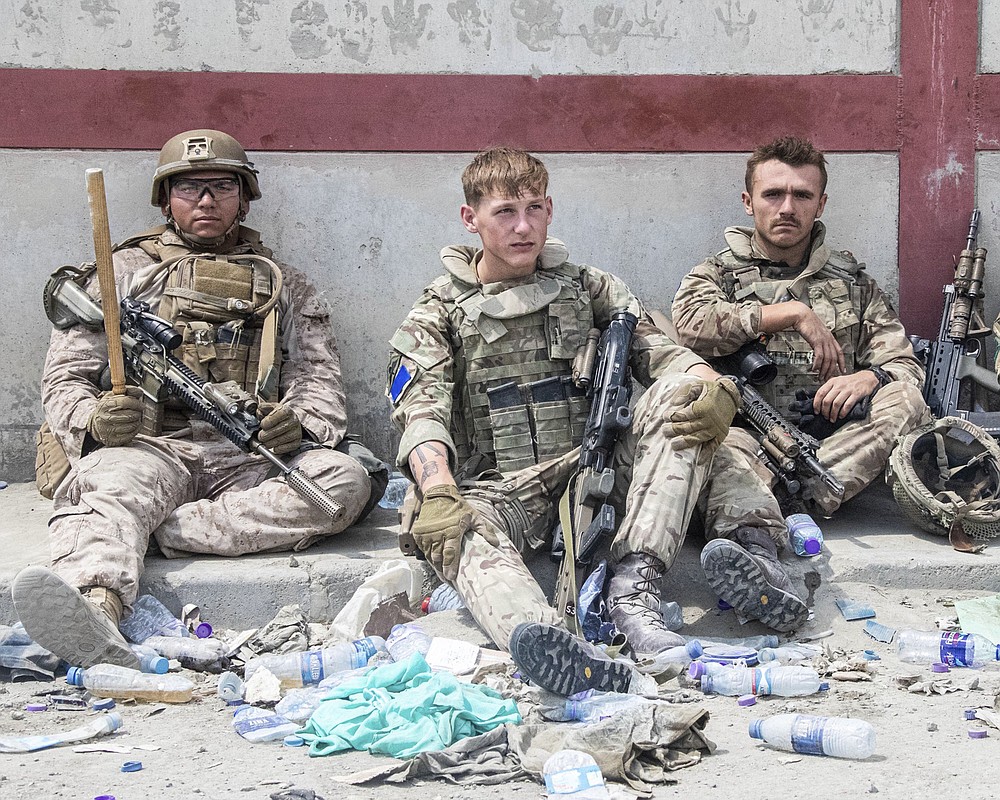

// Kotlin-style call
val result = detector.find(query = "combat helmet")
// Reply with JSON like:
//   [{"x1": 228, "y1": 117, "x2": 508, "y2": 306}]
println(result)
[
  {"x1": 887, "y1": 416, "x2": 1000, "y2": 541},
  {"x1": 151, "y1": 129, "x2": 261, "y2": 205}
]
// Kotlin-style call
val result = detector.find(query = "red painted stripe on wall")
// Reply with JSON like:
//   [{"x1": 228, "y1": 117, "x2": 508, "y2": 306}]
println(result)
[{"x1": 0, "y1": 69, "x2": 898, "y2": 153}]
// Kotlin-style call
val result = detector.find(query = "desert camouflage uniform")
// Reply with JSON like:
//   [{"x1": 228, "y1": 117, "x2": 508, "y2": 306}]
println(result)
[
  {"x1": 387, "y1": 239, "x2": 786, "y2": 649},
  {"x1": 672, "y1": 222, "x2": 931, "y2": 515},
  {"x1": 42, "y1": 226, "x2": 376, "y2": 608}
]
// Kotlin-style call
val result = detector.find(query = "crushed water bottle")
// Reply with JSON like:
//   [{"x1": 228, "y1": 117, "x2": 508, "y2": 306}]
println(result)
[
  {"x1": 692, "y1": 662, "x2": 826, "y2": 697},
  {"x1": 119, "y1": 595, "x2": 188, "y2": 642},
  {"x1": 378, "y1": 471, "x2": 410, "y2": 509},
  {"x1": 67, "y1": 664, "x2": 195, "y2": 703},
  {"x1": 749, "y1": 713, "x2": 876, "y2": 759},
  {"x1": 758, "y1": 643, "x2": 824, "y2": 664},
  {"x1": 386, "y1": 623, "x2": 433, "y2": 661},
  {"x1": 143, "y1": 635, "x2": 228, "y2": 672},
  {"x1": 275, "y1": 668, "x2": 366, "y2": 722},
  {"x1": 634, "y1": 640, "x2": 703, "y2": 674},
  {"x1": 243, "y1": 636, "x2": 386, "y2": 688},
  {"x1": 231, "y1": 705, "x2": 299, "y2": 743},
  {"x1": 896, "y1": 629, "x2": 1000, "y2": 668},
  {"x1": 217, "y1": 671, "x2": 245, "y2": 705},
  {"x1": 541, "y1": 689, "x2": 657, "y2": 723},
  {"x1": 786, "y1": 514, "x2": 823, "y2": 556},
  {"x1": 542, "y1": 749, "x2": 610, "y2": 799}
]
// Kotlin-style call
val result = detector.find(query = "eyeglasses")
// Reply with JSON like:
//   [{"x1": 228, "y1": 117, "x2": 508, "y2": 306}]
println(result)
[{"x1": 170, "y1": 177, "x2": 241, "y2": 200}]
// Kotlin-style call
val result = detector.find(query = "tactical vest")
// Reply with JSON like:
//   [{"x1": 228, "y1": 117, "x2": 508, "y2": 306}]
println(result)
[
  {"x1": 448, "y1": 266, "x2": 595, "y2": 473},
  {"x1": 716, "y1": 248, "x2": 863, "y2": 412},
  {"x1": 120, "y1": 226, "x2": 283, "y2": 433}
]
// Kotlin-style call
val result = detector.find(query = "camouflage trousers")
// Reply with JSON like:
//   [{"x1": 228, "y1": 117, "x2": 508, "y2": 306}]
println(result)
[
  {"x1": 722, "y1": 381, "x2": 932, "y2": 516},
  {"x1": 419, "y1": 374, "x2": 785, "y2": 650},
  {"x1": 48, "y1": 423, "x2": 372, "y2": 609}
]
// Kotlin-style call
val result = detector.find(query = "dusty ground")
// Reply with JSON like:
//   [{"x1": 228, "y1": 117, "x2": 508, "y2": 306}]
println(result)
[{"x1": 2, "y1": 577, "x2": 1000, "y2": 800}]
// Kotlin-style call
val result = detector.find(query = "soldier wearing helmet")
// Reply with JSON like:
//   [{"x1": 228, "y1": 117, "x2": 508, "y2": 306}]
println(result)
[{"x1": 15, "y1": 130, "x2": 387, "y2": 670}]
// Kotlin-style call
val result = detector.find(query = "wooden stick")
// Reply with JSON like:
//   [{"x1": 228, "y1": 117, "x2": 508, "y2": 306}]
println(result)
[{"x1": 86, "y1": 168, "x2": 126, "y2": 396}]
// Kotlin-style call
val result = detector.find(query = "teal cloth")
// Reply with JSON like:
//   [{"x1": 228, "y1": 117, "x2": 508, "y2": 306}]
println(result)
[{"x1": 297, "y1": 652, "x2": 521, "y2": 759}]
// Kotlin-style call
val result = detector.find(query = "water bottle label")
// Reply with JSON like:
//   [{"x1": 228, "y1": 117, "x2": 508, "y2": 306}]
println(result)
[
  {"x1": 544, "y1": 764, "x2": 604, "y2": 794},
  {"x1": 790, "y1": 715, "x2": 825, "y2": 756},
  {"x1": 350, "y1": 639, "x2": 377, "y2": 669},
  {"x1": 939, "y1": 632, "x2": 974, "y2": 667},
  {"x1": 233, "y1": 713, "x2": 290, "y2": 735},
  {"x1": 299, "y1": 651, "x2": 325, "y2": 685}
]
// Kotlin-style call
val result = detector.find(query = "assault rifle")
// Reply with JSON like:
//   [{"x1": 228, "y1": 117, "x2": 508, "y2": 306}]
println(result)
[
  {"x1": 554, "y1": 310, "x2": 637, "y2": 636},
  {"x1": 117, "y1": 296, "x2": 346, "y2": 521},
  {"x1": 733, "y1": 377, "x2": 846, "y2": 499},
  {"x1": 912, "y1": 209, "x2": 1000, "y2": 436}
]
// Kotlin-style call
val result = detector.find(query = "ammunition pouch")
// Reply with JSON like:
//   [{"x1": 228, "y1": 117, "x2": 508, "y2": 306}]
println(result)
[{"x1": 35, "y1": 422, "x2": 71, "y2": 500}]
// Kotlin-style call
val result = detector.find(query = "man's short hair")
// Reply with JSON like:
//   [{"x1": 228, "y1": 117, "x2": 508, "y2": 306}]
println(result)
[
  {"x1": 745, "y1": 137, "x2": 828, "y2": 194},
  {"x1": 462, "y1": 147, "x2": 549, "y2": 207}
]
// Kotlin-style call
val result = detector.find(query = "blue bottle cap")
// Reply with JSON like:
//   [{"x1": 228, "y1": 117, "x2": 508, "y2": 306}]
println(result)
[
  {"x1": 93, "y1": 796, "x2": 116, "y2": 799},
  {"x1": 25, "y1": 703, "x2": 47, "y2": 712},
  {"x1": 120, "y1": 761, "x2": 143, "y2": 773},
  {"x1": 965, "y1": 709, "x2": 978, "y2": 720},
  {"x1": 283, "y1": 735, "x2": 305, "y2": 747},
  {"x1": 969, "y1": 730, "x2": 988, "y2": 739},
  {"x1": 92, "y1": 698, "x2": 116, "y2": 711},
  {"x1": 803, "y1": 537, "x2": 822, "y2": 555},
  {"x1": 748, "y1": 719, "x2": 763, "y2": 739},
  {"x1": 685, "y1": 640, "x2": 704, "y2": 659},
  {"x1": 66, "y1": 666, "x2": 84, "y2": 686},
  {"x1": 819, "y1": 682, "x2": 830, "y2": 691}
]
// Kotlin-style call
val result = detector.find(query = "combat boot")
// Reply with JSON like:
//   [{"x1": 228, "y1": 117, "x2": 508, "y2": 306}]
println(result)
[
  {"x1": 12, "y1": 566, "x2": 139, "y2": 669},
  {"x1": 700, "y1": 526, "x2": 809, "y2": 632},
  {"x1": 508, "y1": 621, "x2": 638, "y2": 697},
  {"x1": 607, "y1": 552, "x2": 685, "y2": 656}
]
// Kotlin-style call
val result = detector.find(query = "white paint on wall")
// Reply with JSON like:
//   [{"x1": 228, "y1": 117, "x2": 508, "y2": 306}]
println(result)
[{"x1": 0, "y1": 0, "x2": 896, "y2": 75}]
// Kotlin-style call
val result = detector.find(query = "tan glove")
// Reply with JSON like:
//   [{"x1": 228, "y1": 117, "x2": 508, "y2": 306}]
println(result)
[
  {"x1": 86, "y1": 387, "x2": 144, "y2": 447},
  {"x1": 256, "y1": 402, "x2": 303, "y2": 454},
  {"x1": 411, "y1": 484, "x2": 500, "y2": 581},
  {"x1": 669, "y1": 377, "x2": 741, "y2": 447}
]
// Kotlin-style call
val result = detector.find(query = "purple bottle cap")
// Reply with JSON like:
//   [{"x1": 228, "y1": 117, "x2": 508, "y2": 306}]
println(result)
[
  {"x1": 94, "y1": 796, "x2": 117, "y2": 800},
  {"x1": 25, "y1": 703, "x2": 47, "y2": 712},
  {"x1": 738, "y1": 694, "x2": 757, "y2": 707},
  {"x1": 688, "y1": 661, "x2": 707, "y2": 680},
  {"x1": 803, "y1": 538, "x2": 821, "y2": 555},
  {"x1": 969, "y1": 730, "x2": 988, "y2": 739},
  {"x1": 965, "y1": 709, "x2": 978, "y2": 720},
  {"x1": 194, "y1": 622, "x2": 213, "y2": 639},
  {"x1": 931, "y1": 662, "x2": 950, "y2": 673}
]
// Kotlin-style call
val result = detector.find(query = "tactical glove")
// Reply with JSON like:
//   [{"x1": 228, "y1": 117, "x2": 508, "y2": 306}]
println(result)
[
  {"x1": 670, "y1": 377, "x2": 741, "y2": 447},
  {"x1": 411, "y1": 484, "x2": 500, "y2": 581},
  {"x1": 257, "y1": 402, "x2": 303, "y2": 454},
  {"x1": 788, "y1": 388, "x2": 871, "y2": 439},
  {"x1": 86, "y1": 387, "x2": 144, "y2": 447}
]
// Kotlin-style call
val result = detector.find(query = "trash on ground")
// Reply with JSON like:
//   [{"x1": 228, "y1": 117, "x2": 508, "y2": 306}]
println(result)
[
  {"x1": 835, "y1": 599, "x2": 877, "y2": 621},
  {"x1": 119, "y1": 594, "x2": 188, "y2": 642},
  {"x1": 749, "y1": 713, "x2": 875, "y2": 759},
  {"x1": 954, "y1": 594, "x2": 1000, "y2": 645},
  {"x1": 329, "y1": 559, "x2": 421, "y2": 642},
  {"x1": 543, "y1": 748, "x2": 610, "y2": 799},
  {"x1": 863, "y1": 620, "x2": 895, "y2": 643},
  {"x1": 232, "y1": 705, "x2": 300, "y2": 743},
  {"x1": 0, "y1": 711, "x2": 123, "y2": 753}
]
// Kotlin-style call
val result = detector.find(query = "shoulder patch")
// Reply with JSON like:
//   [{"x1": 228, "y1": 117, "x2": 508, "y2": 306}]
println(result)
[{"x1": 388, "y1": 361, "x2": 414, "y2": 405}]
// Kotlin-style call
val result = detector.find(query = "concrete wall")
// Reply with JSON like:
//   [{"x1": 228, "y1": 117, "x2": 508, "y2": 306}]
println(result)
[{"x1": 0, "y1": 1, "x2": 993, "y2": 480}]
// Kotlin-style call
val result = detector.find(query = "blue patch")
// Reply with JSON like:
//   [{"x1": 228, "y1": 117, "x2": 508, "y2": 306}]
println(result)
[{"x1": 389, "y1": 363, "x2": 414, "y2": 404}]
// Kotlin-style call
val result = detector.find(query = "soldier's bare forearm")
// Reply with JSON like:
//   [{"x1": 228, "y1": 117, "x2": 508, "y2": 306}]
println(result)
[{"x1": 409, "y1": 441, "x2": 454, "y2": 492}]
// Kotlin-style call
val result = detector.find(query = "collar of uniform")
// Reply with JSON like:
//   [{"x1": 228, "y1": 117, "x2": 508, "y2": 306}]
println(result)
[
  {"x1": 724, "y1": 221, "x2": 829, "y2": 270},
  {"x1": 160, "y1": 224, "x2": 266, "y2": 256},
  {"x1": 440, "y1": 237, "x2": 571, "y2": 287}
]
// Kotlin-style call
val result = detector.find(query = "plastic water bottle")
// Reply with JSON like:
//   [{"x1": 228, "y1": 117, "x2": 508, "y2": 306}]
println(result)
[
  {"x1": 423, "y1": 583, "x2": 466, "y2": 613},
  {"x1": 749, "y1": 713, "x2": 876, "y2": 759},
  {"x1": 378, "y1": 472, "x2": 410, "y2": 509},
  {"x1": 697, "y1": 663, "x2": 826, "y2": 697},
  {"x1": 274, "y1": 668, "x2": 367, "y2": 722},
  {"x1": 542, "y1": 749, "x2": 610, "y2": 799},
  {"x1": 541, "y1": 689, "x2": 656, "y2": 723},
  {"x1": 217, "y1": 671, "x2": 245, "y2": 705},
  {"x1": 759, "y1": 643, "x2": 824, "y2": 664},
  {"x1": 896, "y1": 629, "x2": 1000, "y2": 668},
  {"x1": 231, "y1": 705, "x2": 300, "y2": 743},
  {"x1": 67, "y1": 664, "x2": 195, "y2": 703},
  {"x1": 143, "y1": 635, "x2": 228, "y2": 672},
  {"x1": 386, "y1": 623, "x2": 433, "y2": 661},
  {"x1": 129, "y1": 643, "x2": 169, "y2": 674},
  {"x1": 786, "y1": 514, "x2": 824, "y2": 556},
  {"x1": 686, "y1": 634, "x2": 779, "y2": 650},
  {"x1": 634, "y1": 640, "x2": 703, "y2": 674},
  {"x1": 243, "y1": 636, "x2": 386, "y2": 688},
  {"x1": 119, "y1": 595, "x2": 188, "y2": 642}
]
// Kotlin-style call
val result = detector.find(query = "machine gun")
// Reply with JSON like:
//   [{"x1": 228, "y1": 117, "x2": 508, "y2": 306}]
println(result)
[
  {"x1": 116, "y1": 296, "x2": 346, "y2": 521},
  {"x1": 913, "y1": 209, "x2": 1000, "y2": 436},
  {"x1": 553, "y1": 310, "x2": 637, "y2": 636}
]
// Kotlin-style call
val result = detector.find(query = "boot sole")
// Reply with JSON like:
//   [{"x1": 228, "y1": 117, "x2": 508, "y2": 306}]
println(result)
[
  {"x1": 508, "y1": 622, "x2": 634, "y2": 696},
  {"x1": 12, "y1": 566, "x2": 139, "y2": 669},
  {"x1": 700, "y1": 540, "x2": 808, "y2": 633}
]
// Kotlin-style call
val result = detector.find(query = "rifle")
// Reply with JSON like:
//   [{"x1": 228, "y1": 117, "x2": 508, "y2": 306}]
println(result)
[
  {"x1": 116, "y1": 296, "x2": 346, "y2": 521},
  {"x1": 553, "y1": 310, "x2": 637, "y2": 636},
  {"x1": 731, "y1": 378, "x2": 846, "y2": 500},
  {"x1": 912, "y1": 209, "x2": 1000, "y2": 436}
]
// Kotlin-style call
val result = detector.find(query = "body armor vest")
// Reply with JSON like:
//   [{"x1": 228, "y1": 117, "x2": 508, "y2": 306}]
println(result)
[
  {"x1": 716, "y1": 248, "x2": 863, "y2": 413},
  {"x1": 119, "y1": 226, "x2": 283, "y2": 434},
  {"x1": 448, "y1": 265, "x2": 595, "y2": 473}
]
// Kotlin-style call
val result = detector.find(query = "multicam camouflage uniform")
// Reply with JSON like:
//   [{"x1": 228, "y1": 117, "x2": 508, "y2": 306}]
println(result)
[
  {"x1": 43, "y1": 226, "x2": 377, "y2": 608},
  {"x1": 387, "y1": 238, "x2": 786, "y2": 649},
  {"x1": 671, "y1": 222, "x2": 931, "y2": 515}
]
